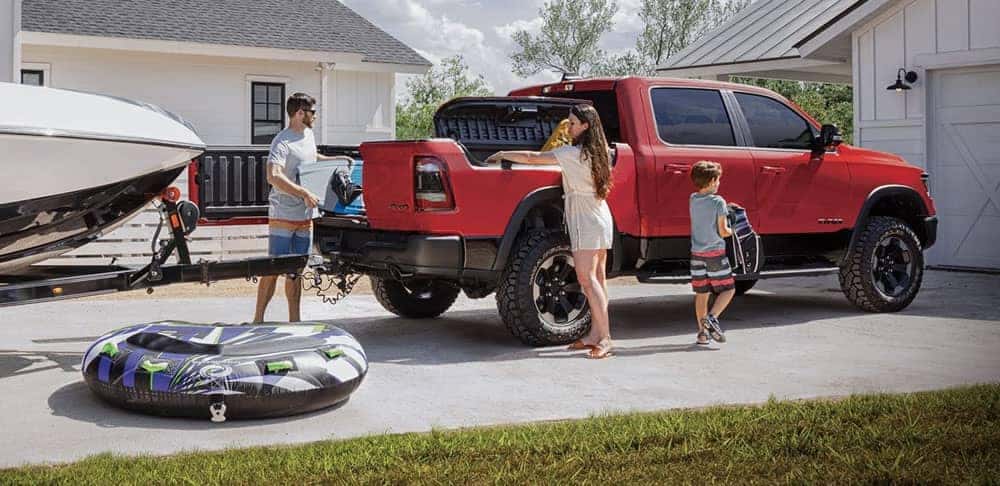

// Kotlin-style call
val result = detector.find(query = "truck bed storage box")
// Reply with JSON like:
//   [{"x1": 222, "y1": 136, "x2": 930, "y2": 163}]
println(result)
[{"x1": 434, "y1": 97, "x2": 588, "y2": 163}]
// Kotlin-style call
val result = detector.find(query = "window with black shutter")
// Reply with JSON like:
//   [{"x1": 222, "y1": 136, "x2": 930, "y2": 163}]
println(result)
[
  {"x1": 251, "y1": 82, "x2": 285, "y2": 145},
  {"x1": 21, "y1": 70, "x2": 44, "y2": 86}
]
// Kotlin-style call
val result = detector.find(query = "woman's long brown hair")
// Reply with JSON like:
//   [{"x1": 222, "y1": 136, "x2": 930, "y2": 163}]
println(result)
[{"x1": 570, "y1": 104, "x2": 613, "y2": 200}]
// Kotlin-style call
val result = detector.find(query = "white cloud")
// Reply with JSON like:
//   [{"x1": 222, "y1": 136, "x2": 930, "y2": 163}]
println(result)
[
  {"x1": 612, "y1": 0, "x2": 644, "y2": 32},
  {"x1": 342, "y1": 0, "x2": 645, "y2": 98},
  {"x1": 494, "y1": 17, "x2": 544, "y2": 44}
]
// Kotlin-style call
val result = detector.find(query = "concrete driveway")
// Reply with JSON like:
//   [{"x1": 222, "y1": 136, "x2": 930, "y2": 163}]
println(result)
[{"x1": 1, "y1": 270, "x2": 997, "y2": 467}]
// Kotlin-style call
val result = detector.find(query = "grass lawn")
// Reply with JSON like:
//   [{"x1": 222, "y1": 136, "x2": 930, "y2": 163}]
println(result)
[{"x1": 3, "y1": 384, "x2": 998, "y2": 485}]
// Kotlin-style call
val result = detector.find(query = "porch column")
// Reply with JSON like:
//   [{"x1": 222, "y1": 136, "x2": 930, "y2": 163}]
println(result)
[
  {"x1": 0, "y1": 0, "x2": 20, "y2": 83},
  {"x1": 318, "y1": 62, "x2": 335, "y2": 145}
]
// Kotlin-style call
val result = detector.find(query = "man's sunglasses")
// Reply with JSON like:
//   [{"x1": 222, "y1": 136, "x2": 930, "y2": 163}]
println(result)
[{"x1": 302, "y1": 108, "x2": 317, "y2": 115}]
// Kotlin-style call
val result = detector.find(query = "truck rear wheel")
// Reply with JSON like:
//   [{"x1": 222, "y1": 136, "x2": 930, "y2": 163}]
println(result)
[
  {"x1": 497, "y1": 231, "x2": 590, "y2": 346},
  {"x1": 839, "y1": 216, "x2": 924, "y2": 312},
  {"x1": 371, "y1": 276, "x2": 460, "y2": 319}
]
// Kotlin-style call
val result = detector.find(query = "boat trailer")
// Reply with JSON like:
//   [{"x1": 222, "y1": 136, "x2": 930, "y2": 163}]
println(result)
[{"x1": 0, "y1": 192, "x2": 311, "y2": 307}]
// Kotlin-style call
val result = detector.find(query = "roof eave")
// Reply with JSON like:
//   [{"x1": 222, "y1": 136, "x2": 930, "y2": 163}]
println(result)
[
  {"x1": 21, "y1": 31, "x2": 429, "y2": 71},
  {"x1": 797, "y1": 0, "x2": 896, "y2": 58},
  {"x1": 656, "y1": 56, "x2": 850, "y2": 81}
]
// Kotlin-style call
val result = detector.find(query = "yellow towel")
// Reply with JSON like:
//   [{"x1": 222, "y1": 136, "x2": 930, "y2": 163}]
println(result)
[{"x1": 541, "y1": 119, "x2": 572, "y2": 152}]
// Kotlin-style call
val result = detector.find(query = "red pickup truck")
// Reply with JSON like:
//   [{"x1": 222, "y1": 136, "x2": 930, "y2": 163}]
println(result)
[{"x1": 300, "y1": 77, "x2": 937, "y2": 346}]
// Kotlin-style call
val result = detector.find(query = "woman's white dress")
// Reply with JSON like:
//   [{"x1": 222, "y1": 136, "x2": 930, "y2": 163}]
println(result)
[{"x1": 551, "y1": 145, "x2": 614, "y2": 251}]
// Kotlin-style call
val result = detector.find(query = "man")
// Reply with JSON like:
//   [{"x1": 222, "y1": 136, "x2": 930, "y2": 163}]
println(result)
[{"x1": 253, "y1": 92, "x2": 339, "y2": 322}]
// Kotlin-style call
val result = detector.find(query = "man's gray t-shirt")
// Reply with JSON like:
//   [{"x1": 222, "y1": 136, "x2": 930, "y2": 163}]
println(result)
[
  {"x1": 689, "y1": 192, "x2": 729, "y2": 252},
  {"x1": 267, "y1": 127, "x2": 316, "y2": 222}
]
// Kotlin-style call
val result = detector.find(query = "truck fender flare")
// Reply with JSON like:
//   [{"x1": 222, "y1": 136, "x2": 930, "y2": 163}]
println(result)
[
  {"x1": 845, "y1": 184, "x2": 929, "y2": 262},
  {"x1": 492, "y1": 186, "x2": 564, "y2": 272}
]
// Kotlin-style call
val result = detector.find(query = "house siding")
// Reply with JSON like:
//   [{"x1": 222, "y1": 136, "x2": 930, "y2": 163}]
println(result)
[
  {"x1": 21, "y1": 44, "x2": 397, "y2": 264},
  {"x1": 853, "y1": 0, "x2": 1000, "y2": 170}
]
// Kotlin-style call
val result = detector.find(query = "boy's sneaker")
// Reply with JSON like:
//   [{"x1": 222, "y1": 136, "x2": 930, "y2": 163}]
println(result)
[{"x1": 705, "y1": 314, "x2": 726, "y2": 343}]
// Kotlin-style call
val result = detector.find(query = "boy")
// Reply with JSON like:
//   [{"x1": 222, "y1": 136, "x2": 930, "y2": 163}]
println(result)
[{"x1": 689, "y1": 161, "x2": 736, "y2": 344}]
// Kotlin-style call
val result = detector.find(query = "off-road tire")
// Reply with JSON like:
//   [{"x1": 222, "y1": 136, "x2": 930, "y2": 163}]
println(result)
[
  {"x1": 370, "y1": 276, "x2": 460, "y2": 319},
  {"x1": 735, "y1": 279, "x2": 757, "y2": 296},
  {"x1": 839, "y1": 216, "x2": 924, "y2": 312},
  {"x1": 496, "y1": 230, "x2": 590, "y2": 346}
]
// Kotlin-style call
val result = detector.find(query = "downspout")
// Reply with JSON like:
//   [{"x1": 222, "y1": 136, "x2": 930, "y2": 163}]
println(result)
[
  {"x1": 1, "y1": 0, "x2": 21, "y2": 83},
  {"x1": 317, "y1": 62, "x2": 335, "y2": 145}
]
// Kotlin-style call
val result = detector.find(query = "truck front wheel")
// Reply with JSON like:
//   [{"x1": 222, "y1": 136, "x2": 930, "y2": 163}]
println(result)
[
  {"x1": 839, "y1": 216, "x2": 924, "y2": 312},
  {"x1": 497, "y1": 231, "x2": 590, "y2": 346},
  {"x1": 371, "y1": 276, "x2": 460, "y2": 319}
]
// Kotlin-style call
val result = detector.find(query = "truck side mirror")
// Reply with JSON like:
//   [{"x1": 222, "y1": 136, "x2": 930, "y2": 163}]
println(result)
[{"x1": 811, "y1": 124, "x2": 843, "y2": 155}]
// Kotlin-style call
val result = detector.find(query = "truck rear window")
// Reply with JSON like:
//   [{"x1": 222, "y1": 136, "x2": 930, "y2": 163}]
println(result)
[
  {"x1": 550, "y1": 91, "x2": 622, "y2": 143},
  {"x1": 651, "y1": 88, "x2": 736, "y2": 146}
]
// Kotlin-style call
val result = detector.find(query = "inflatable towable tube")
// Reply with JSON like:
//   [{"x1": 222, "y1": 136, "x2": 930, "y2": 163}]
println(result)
[{"x1": 82, "y1": 321, "x2": 368, "y2": 421}]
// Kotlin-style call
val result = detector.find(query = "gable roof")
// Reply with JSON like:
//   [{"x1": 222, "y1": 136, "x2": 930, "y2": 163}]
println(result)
[
  {"x1": 660, "y1": 0, "x2": 860, "y2": 71},
  {"x1": 21, "y1": 0, "x2": 430, "y2": 67}
]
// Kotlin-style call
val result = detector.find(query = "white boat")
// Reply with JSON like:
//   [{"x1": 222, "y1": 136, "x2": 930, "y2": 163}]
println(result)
[{"x1": 0, "y1": 83, "x2": 206, "y2": 273}]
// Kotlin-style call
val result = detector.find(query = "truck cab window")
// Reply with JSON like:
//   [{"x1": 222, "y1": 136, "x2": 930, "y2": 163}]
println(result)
[
  {"x1": 734, "y1": 93, "x2": 816, "y2": 150},
  {"x1": 651, "y1": 88, "x2": 736, "y2": 146}
]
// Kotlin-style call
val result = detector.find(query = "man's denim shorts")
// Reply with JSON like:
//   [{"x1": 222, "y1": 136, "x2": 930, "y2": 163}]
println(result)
[{"x1": 268, "y1": 227, "x2": 312, "y2": 256}]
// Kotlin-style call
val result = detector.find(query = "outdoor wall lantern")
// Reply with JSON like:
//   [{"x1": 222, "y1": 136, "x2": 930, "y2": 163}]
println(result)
[{"x1": 887, "y1": 68, "x2": 919, "y2": 92}]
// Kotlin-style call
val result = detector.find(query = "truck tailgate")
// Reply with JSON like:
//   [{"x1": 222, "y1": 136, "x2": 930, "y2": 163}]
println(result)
[{"x1": 359, "y1": 139, "x2": 563, "y2": 236}]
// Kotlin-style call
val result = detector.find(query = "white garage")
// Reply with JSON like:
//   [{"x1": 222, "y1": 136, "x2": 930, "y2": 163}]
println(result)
[
  {"x1": 928, "y1": 65, "x2": 1000, "y2": 269},
  {"x1": 658, "y1": 0, "x2": 1000, "y2": 271}
]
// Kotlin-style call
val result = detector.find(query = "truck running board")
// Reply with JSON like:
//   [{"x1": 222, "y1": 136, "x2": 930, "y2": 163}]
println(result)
[{"x1": 637, "y1": 266, "x2": 840, "y2": 284}]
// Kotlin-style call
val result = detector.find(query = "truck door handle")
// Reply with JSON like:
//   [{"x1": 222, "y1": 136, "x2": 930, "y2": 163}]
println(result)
[
  {"x1": 665, "y1": 164, "x2": 691, "y2": 174},
  {"x1": 761, "y1": 166, "x2": 787, "y2": 174}
]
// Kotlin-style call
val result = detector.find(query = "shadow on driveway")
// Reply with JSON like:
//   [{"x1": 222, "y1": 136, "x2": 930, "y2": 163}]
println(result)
[{"x1": 45, "y1": 381, "x2": 348, "y2": 430}]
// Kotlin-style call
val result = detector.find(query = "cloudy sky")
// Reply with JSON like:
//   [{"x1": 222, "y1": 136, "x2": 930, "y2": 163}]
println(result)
[{"x1": 340, "y1": 0, "x2": 647, "y2": 97}]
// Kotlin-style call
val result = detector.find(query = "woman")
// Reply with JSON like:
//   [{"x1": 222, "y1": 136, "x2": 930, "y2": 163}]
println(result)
[{"x1": 485, "y1": 104, "x2": 615, "y2": 359}]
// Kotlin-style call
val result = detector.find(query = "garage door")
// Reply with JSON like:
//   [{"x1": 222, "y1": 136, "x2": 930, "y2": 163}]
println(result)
[{"x1": 928, "y1": 65, "x2": 1000, "y2": 270}]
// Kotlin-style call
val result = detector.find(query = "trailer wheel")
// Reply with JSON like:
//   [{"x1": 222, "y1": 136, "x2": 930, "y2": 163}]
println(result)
[
  {"x1": 497, "y1": 231, "x2": 590, "y2": 347},
  {"x1": 839, "y1": 216, "x2": 924, "y2": 312},
  {"x1": 371, "y1": 276, "x2": 459, "y2": 319}
]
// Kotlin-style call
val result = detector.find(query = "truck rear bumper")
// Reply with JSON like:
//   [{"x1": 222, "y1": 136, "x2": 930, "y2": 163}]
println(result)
[{"x1": 314, "y1": 218, "x2": 499, "y2": 279}]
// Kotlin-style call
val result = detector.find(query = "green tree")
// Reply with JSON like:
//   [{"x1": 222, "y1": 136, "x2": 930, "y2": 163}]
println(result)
[
  {"x1": 637, "y1": 0, "x2": 748, "y2": 67},
  {"x1": 594, "y1": 0, "x2": 749, "y2": 76},
  {"x1": 395, "y1": 55, "x2": 493, "y2": 139},
  {"x1": 509, "y1": 0, "x2": 619, "y2": 77},
  {"x1": 730, "y1": 77, "x2": 854, "y2": 144}
]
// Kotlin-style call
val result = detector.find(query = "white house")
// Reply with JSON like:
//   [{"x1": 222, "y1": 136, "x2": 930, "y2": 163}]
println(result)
[
  {"x1": 658, "y1": 0, "x2": 1000, "y2": 271},
  {"x1": 4, "y1": 0, "x2": 430, "y2": 264}
]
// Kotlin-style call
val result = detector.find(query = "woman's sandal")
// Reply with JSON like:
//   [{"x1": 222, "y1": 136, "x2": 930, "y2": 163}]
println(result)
[
  {"x1": 586, "y1": 341, "x2": 613, "y2": 359},
  {"x1": 696, "y1": 331, "x2": 710, "y2": 345},
  {"x1": 566, "y1": 339, "x2": 595, "y2": 351}
]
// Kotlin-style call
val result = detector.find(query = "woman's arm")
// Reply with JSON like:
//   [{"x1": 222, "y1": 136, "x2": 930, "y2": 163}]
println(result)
[{"x1": 485, "y1": 150, "x2": 558, "y2": 166}]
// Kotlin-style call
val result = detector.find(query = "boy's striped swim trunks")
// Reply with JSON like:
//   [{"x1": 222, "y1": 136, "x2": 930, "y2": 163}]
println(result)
[{"x1": 690, "y1": 248, "x2": 735, "y2": 294}]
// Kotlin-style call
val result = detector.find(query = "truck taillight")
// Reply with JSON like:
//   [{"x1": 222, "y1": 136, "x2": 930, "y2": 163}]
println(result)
[{"x1": 414, "y1": 157, "x2": 454, "y2": 211}]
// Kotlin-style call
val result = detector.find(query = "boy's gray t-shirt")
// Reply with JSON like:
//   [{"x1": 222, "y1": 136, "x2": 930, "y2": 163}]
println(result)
[
  {"x1": 689, "y1": 192, "x2": 729, "y2": 252},
  {"x1": 267, "y1": 127, "x2": 316, "y2": 222}
]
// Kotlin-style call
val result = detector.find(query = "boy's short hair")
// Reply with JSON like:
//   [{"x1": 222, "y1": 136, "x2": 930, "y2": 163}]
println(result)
[
  {"x1": 691, "y1": 161, "x2": 722, "y2": 189},
  {"x1": 286, "y1": 92, "x2": 316, "y2": 117}
]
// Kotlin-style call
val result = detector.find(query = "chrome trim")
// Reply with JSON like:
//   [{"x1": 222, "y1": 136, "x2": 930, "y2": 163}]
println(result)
[{"x1": 0, "y1": 126, "x2": 206, "y2": 152}]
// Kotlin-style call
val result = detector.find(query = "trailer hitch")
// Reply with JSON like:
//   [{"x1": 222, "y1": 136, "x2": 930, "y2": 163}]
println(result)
[{"x1": 301, "y1": 258, "x2": 363, "y2": 308}]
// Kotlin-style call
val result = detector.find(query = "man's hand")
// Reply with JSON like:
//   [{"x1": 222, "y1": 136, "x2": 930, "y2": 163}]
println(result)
[
  {"x1": 301, "y1": 189, "x2": 320, "y2": 209},
  {"x1": 728, "y1": 202, "x2": 744, "y2": 211}
]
